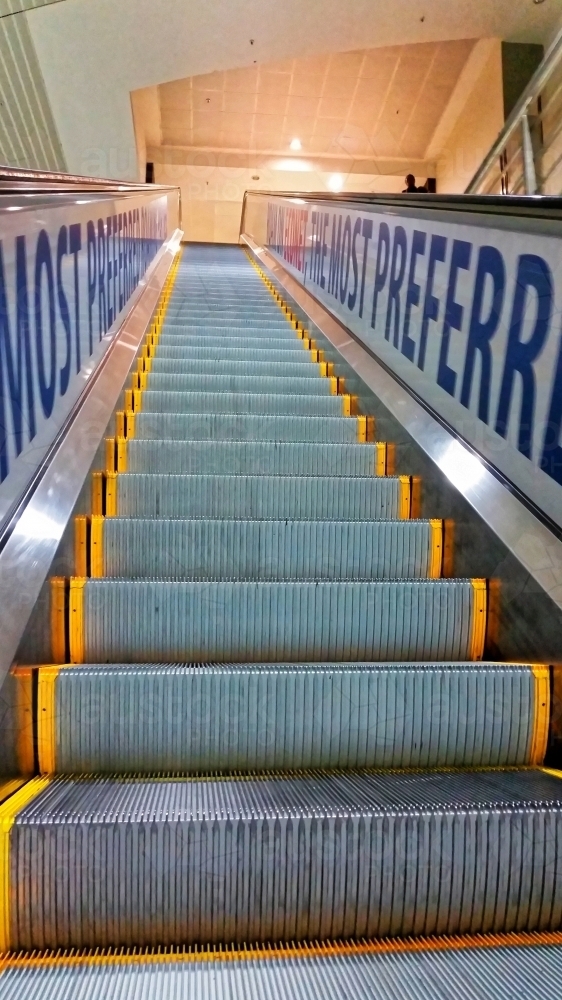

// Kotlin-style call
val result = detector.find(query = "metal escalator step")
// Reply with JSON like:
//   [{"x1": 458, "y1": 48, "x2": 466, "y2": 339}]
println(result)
[
  {"x1": 41, "y1": 662, "x2": 547, "y2": 774},
  {"x1": 149, "y1": 358, "x2": 322, "y2": 377},
  {"x1": 114, "y1": 474, "x2": 405, "y2": 520},
  {"x1": 157, "y1": 334, "x2": 308, "y2": 350},
  {"x1": 145, "y1": 373, "x2": 334, "y2": 395},
  {"x1": 73, "y1": 579, "x2": 480, "y2": 662},
  {"x1": 163, "y1": 320, "x2": 295, "y2": 335},
  {"x1": 9, "y1": 769, "x2": 562, "y2": 948},
  {"x1": 100, "y1": 518, "x2": 438, "y2": 580},
  {"x1": 139, "y1": 390, "x2": 348, "y2": 416},
  {"x1": 132, "y1": 412, "x2": 362, "y2": 443},
  {"x1": 123, "y1": 440, "x2": 383, "y2": 477},
  {"x1": 3, "y1": 942, "x2": 562, "y2": 1000},
  {"x1": 154, "y1": 345, "x2": 314, "y2": 361}
]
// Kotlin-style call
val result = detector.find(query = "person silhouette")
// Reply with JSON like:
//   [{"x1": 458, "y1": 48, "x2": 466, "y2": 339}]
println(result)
[{"x1": 402, "y1": 174, "x2": 417, "y2": 193}]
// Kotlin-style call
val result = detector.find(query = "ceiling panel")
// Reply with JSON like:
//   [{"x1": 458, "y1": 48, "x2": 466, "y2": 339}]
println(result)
[{"x1": 157, "y1": 38, "x2": 476, "y2": 160}]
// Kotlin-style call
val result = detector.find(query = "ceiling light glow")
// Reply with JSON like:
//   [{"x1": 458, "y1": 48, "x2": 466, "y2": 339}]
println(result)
[
  {"x1": 290, "y1": 138, "x2": 302, "y2": 151},
  {"x1": 328, "y1": 174, "x2": 344, "y2": 192}
]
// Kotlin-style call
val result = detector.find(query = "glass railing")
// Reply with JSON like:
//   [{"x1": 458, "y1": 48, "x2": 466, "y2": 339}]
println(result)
[{"x1": 466, "y1": 26, "x2": 562, "y2": 195}]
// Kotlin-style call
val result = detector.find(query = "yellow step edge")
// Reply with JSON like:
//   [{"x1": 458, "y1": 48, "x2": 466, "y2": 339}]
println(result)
[
  {"x1": 37, "y1": 666, "x2": 61, "y2": 774},
  {"x1": 399, "y1": 476, "x2": 412, "y2": 519},
  {"x1": 69, "y1": 578, "x2": 86, "y2": 664},
  {"x1": 411, "y1": 476, "x2": 422, "y2": 519},
  {"x1": 341, "y1": 394, "x2": 352, "y2": 417},
  {"x1": 139, "y1": 372, "x2": 148, "y2": 391},
  {"x1": 105, "y1": 437, "x2": 116, "y2": 474},
  {"x1": 91, "y1": 471, "x2": 104, "y2": 516},
  {"x1": 357, "y1": 416, "x2": 367, "y2": 443},
  {"x1": 105, "y1": 472, "x2": 118, "y2": 516},
  {"x1": 50, "y1": 577, "x2": 67, "y2": 664},
  {"x1": 133, "y1": 389, "x2": 143, "y2": 413},
  {"x1": 116, "y1": 437, "x2": 128, "y2": 472},
  {"x1": 115, "y1": 411, "x2": 125, "y2": 438},
  {"x1": 90, "y1": 516, "x2": 105, "y2": 578},
  {"x1": 428, "y1": 520, "x2": 444, "y2": 579},
  {"x1": 375, "y1": 442, "x2": 387, "y2": 476},
  {"x1": 74, "y1": 516, "x2": 88, "y2": 577},
  {"x1": 5, "y1": 929, "x2": 562, "y2": 971},
  {"x1": 125, "y1": 410, "x2": 136, "y2": 439},
  {"x1": 0, "y1": 777, "x2": 51, "y2": 953},
  {"x1": 11, "y1": 668, "x2": 34, "y2": 776},
  {"x1": 530, "y1": 666, "x2": 551, "y2": 765},
  {"x1": 469, "y1": 579, "x2": 487, "y2": 661}
]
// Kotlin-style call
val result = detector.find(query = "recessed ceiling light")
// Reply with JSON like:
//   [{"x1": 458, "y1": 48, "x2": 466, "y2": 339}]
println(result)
[
  {"x1": 290, "y1": 138, "x2": 302, "y2": 151},
  {"x1": 328, "y1": 174, "x2": 344, "y2": 192}
]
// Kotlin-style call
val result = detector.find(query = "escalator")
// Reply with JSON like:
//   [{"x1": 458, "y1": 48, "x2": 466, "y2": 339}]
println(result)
[{"x1": 2, "y1": 242, "x2": 562, "y2": 995}]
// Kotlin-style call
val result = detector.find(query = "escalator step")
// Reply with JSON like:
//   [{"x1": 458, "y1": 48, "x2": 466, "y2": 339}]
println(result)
[
  {"x1": 8, "y1": 769, "x2": 562, "y2": 949},
  {"x1": 2, "y1": 940, "x2": 562, "y2": 999},
  {"x1": 131, "y1": 412, "x2": 364, "y2": 443},
  {"x1": 123, "y1": 440, "x2": 384, "y2": 477},
  {"x1": 113, "y1": 473, "x2": 407, "y2": 519},
  {"x1": 138, "y1": 390, "x2": 348, "y2": 416},
  {"x1": 149, "y1": 358, "x2": 323, "y2": 377},
  {"x1": 99, "y1": 519, "x2": 439, "y2": 580},
  {"x1": 157, "y1": 334, "x2": 307, "y2": 351},
  {"x1": 155, "y1": 345, "x2": 315, "y2": 361},
  {"x1": 145, "y1": 373, "x2": 335, "y2": 395},
  {"x1": 163, "y1": 320, "x2": 295, "y2": 334},
  {"x1": 37, "y1": 662, "x2": 548, "y2": 774},
  {"x1": 71, "y1": 578, "x2": 482, "y2": 663}
]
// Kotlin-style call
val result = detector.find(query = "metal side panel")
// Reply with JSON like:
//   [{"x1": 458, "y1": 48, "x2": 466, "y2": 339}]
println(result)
[
  {"x1": 2, "y1": 943, "x2": 562, "y2": 999},
  {"x1": 145, "y1": 373, "x2": 333, "y2": 396},
  {"x1": 80, "y1": 579, "x2": 475, "y2": 662},
  {"x1": 114, "y1": 474, "x2": 403, "y2": 520},
  {"x1": 138, "y1": 390, "x2": 347, "y2": 416},
  {"x1": 9, "y1": 769, "x2": 562, "y2": 949},
  {"x1": 125, "y1": 441, "x2": 379, "y2": 477},
  {"x1": 132, "y1": 413, "x2": 361, "y2": 444},
  {"x1": 102, "y1": 519, "x2": 432, "y2": 580},
  {"x1": 51, "y1": 663, "x2": 540, "y2": 774}
]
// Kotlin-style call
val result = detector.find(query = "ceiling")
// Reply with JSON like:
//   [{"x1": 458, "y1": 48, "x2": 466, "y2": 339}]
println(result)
[
  {"x1": 26, "y1": 0, "x2": 562, "y2": 179},
  {"x1": 158, "y1": 40, "x2": 475, "y2": 162}
]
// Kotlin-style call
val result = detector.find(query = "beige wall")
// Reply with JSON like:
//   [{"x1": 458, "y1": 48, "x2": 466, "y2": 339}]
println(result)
[
  {"x1": 154, "y1": 161, "x2": 420, "y2": 243},
  {"x1": 435, "y1": 39, "x2": 504, "y2": 193}
]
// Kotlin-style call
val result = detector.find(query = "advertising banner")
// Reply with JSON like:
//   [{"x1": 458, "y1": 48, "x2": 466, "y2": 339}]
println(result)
[
  {"x1": 263, "y1": 196, "x2": 562, "y2": 530},
  {"x1": 0, "y1": 190, "x2": 174, "y2": 526}
]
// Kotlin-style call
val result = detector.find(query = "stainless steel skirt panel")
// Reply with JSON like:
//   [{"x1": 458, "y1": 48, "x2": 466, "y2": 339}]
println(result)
[
  {"x1": 102, "y1": 519, "x2": 432, "y2": 580},
  {"x1": 81, "y1": 579, "x2": 475, "y2": 662},
  {"x1": 145, "y1": 373, "x2": 333, "y2": 396},
  {"x1": 138, "y1": 390, "x2": 346, "y2": 416},
  {"x1": 115, "y1": 474, "x2": 403, "y2": 520},
  {"x1": 132, "y1": 412, "x2": 361, "y2": 443},
  {"x1": 125, "y1": 441, "x2": 379, "y2": 477},
  {"x1": 2, "y1": 944, "x2": 562, "y2": 1000},
  {"x1": 53, "y1": 663, "x2": 538, "y2": 774},
  {"x1": 10, "y1": 769, "x2": 562, "y2": 949}
]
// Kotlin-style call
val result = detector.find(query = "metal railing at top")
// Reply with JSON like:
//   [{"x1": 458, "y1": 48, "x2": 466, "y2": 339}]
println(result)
[{"x1": 466, "y1": 26, "x2": 562, "y2": 196}]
